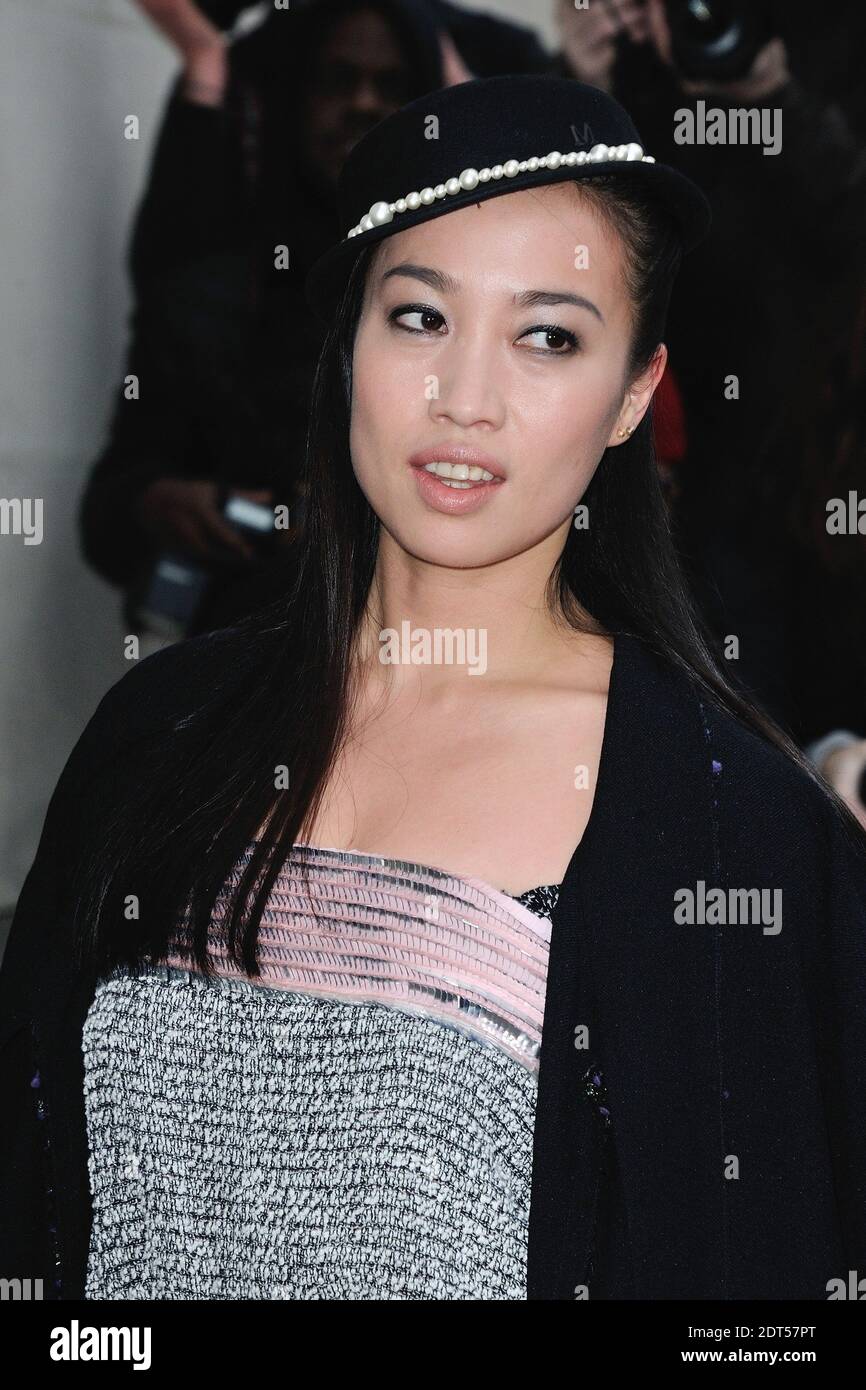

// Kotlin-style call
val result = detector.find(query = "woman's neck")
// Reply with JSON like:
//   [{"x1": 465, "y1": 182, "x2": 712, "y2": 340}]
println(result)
[{"x1": 351, "y1": 533, "x2": 606, "y2": 692}]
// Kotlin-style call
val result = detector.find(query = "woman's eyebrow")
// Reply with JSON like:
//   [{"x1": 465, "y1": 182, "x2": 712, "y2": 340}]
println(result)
[
  {"x1": 514, "y1": 288, "x2": 604, "y2": 323},
  {"x1": 380, "y1": 263, "x2": 459, "y2": 295},
  {"x1": 379, "y1": 263, "x2": 604, "y2": 324}
]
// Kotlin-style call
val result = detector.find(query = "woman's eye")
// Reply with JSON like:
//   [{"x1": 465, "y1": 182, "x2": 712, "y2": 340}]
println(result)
[
  {"x1": 518, "y1": 325, "x2": 579, "y2": 355},
  {"x1": 389, "y1": 305, "x2": 446, "y2": 334},
  {"x1": 386, "y1": 309, "x2": 578, "y2": 353}
]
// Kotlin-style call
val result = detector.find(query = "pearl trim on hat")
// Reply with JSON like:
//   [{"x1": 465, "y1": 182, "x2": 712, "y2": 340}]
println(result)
[{"x1": 345, "y1": 143, "x2": 656, "y2": 239}]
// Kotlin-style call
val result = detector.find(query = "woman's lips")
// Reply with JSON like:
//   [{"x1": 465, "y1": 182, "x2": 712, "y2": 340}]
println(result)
[
  {"x1": 408, "y1": 446, "x2": 507, "y2": 480},
  {"x1": 408, "y1": 461, "x2": 505, "y2": 515}
]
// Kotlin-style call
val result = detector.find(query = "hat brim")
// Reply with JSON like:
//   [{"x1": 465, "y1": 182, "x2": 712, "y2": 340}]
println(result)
[{"x1": 304, "y1": 156, "x2": 712, "y2": 324}]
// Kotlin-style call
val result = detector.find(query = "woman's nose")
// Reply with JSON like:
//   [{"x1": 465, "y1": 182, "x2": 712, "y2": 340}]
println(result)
[{"x1": 428, "y1": 338, "x2": 506, "y2": 431}]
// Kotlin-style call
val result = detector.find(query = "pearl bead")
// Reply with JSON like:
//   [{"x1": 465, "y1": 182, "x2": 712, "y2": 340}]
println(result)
[{"x1": 341, "y1": 141, "x2": 660, "y2": 241}]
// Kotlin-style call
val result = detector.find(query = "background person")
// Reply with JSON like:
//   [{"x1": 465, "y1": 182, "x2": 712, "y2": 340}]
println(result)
[{"x1": 553, "y1": 0, "x2": 866, "y2": 771}]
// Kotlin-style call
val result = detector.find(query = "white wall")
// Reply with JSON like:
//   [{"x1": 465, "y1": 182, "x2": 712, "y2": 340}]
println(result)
[
  {"x1": 0, "y1": 0, "x2": 554, "y2": 909},
  {"x1": 0, "y1": 0, "x2": 176, "y2": 903}
]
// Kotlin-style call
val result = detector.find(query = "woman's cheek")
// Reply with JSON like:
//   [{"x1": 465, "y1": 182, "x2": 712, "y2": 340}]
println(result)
[
  {"x1": 350, "y1": 356, "x2": 391, "y2": 450},
  {"x1": 358, "y1": 346, "x2": 426, "y2": 435}
]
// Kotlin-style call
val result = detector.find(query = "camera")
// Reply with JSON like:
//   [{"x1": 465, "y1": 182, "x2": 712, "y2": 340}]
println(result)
[
  {"x1": 663, "y1": 0, "x2": 776, "y2": 82},
  {"x1": 126, "y1": 492, "x2": 276, "y2": 639}
]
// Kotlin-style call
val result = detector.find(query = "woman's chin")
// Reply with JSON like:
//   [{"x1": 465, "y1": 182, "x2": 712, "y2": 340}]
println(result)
[{"x1": 381, "y1": 520, "x2": 510, "y2": 570}]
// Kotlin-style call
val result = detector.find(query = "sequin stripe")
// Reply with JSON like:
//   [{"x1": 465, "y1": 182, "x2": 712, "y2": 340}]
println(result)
[
  {"x1": 255, "y1": 879, "x2": 551, "y2": 958},
  {"x1": 179, "y1": 908, "x2": 548, "y2": 1013},
  {"x1": 28, "y1": 1024, "x2": 63, "y2": 1298},
  {"x1": 243, "y1": 889, "x2": 548, "y2": 956},
  {"x1": 211, "y1": 911, "x2": 548, "y2": 998},
  {"x1": 164, "y1": 935, "x2": 546, "y2": 1039},
  {"x1": 233, "y1": 842, "x2": 553, "y2": 942},
  {"x1": 201, "y1": 942, "x2": 548, "y2": 1025},
  {"x1": 242, "y1": 902, "x2": 549, "y2": 992},
  {"x1": 212, "y1": 860, "x2": 551, "y2": 967},
  {"x1": 248, "y1": 918, "x2": 548, "y2": 992},
  {"x1": 268, "y1": 864, "x2": 554, "y2": 943}
]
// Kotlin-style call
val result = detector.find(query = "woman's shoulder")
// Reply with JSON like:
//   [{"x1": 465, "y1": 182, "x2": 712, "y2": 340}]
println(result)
[
  {"x1": 623, "y1": 631, "x2": 865, "y2": 864},
  {"x1": 0, "y1": 628, "x2": 252, "y2": 1033},
  {"x1": 109, "y1": 626, "x2": 246, "y2": 711},
  {"x1": 63, "y1": 627, "x2": 250, "y2": 792}
]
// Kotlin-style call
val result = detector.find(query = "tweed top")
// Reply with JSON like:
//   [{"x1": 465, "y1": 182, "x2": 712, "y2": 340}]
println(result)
[{"x1": 82, "y1": 843, "x2": 560, "y2": 1300}]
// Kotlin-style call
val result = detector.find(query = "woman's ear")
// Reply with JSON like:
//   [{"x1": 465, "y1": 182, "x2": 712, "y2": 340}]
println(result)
[{"x1": 608, "y1": 343, "x2": 669, "y2": 446}]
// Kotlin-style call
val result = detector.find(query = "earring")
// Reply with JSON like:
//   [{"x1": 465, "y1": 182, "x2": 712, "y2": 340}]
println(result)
[{"x1": 616, "y1": 425, "x2": 634, "y2": 438}]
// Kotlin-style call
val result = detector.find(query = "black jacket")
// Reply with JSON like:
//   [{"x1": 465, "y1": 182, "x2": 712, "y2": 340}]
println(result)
[{"x1": 2, "y1": 628, "x2": 865, "y2": 1299}]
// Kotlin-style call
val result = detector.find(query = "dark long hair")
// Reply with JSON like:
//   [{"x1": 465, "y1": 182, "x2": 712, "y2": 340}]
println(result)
[{"x1": 71, "y1": 175, "x2": 860, "y2": 980}]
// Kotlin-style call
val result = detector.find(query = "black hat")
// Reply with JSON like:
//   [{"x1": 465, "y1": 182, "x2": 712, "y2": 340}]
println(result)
[{"x1": 305, "y1": 74, "x2": 712, "y2": 321}]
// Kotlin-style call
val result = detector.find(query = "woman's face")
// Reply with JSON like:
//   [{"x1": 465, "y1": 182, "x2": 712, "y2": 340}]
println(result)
[{"x1": 349, "y1": 182, "x2": 665, "y2": 570}]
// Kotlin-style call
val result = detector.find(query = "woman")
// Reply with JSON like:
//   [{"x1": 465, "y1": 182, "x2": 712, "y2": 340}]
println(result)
[{"x1": 2, "y1": 75, "x2": 865, "y2": 1302}]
